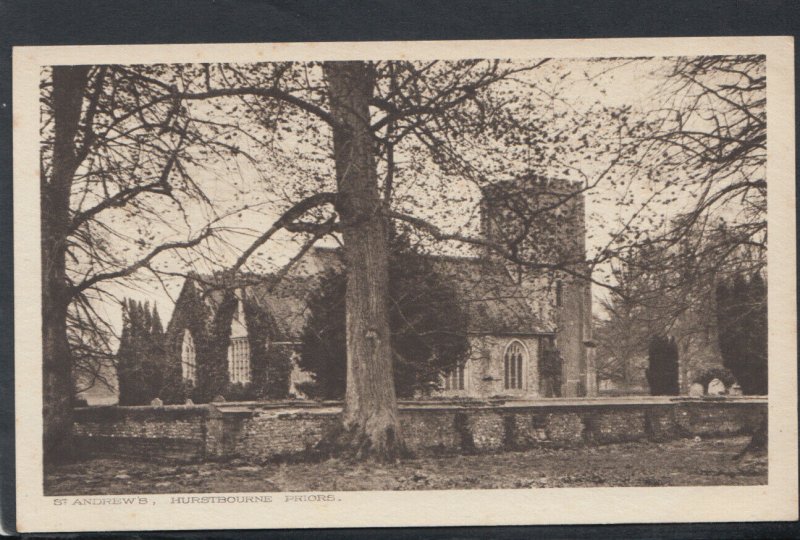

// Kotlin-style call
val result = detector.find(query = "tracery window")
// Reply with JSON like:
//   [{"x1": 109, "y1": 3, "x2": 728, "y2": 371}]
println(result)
[
  {"x1": 181, "y1": 329, "x2": 196, "y2": 383},
  {"x1": 444, "y1": 363, "x2": 466, "y2": 391},
  {"x1": 504, "y1": 340, "x2": 527, "y2": 390},
  {"x1": 227, "y1": 296, "x2": 251, "y2": 384},
  {"x1": 228, "y1": 337, "x2": 251, "y2": 384}
]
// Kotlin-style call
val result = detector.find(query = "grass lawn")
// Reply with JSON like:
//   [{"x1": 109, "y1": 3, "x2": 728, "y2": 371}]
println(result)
[{"x1": 45, "y1": 435, "x2": 765, "y2": 495}]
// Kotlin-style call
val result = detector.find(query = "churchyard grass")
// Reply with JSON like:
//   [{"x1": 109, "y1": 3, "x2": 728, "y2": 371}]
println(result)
[{"x1": 45, "y1": 435, "x2": 765, "y2": 495}]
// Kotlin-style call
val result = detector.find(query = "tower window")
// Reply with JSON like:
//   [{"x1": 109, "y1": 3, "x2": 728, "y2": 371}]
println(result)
[{"x1": 556, "y1": 280, "x2": 563, "y2": 307}]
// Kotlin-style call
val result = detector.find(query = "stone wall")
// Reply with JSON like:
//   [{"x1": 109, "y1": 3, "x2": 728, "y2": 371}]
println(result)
[
  {"x1": 73, "y1": 397, "x2": 767, "y2": 463},
  {"x1": 73, "y1": 404, "x2": 224, "y2": 462},
  {"x1": 224, "y1": 408, "x2": 340, "y2": 461}
]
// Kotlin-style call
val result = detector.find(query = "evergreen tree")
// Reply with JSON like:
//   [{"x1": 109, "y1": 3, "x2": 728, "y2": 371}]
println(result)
[
  {"x1": 116, "y1": 300, "x2": 135, "y2": 405},
  {"x1": 151, "y1": 304, "x2": 164, "y2": 336},
  {"x1": 116, "y1": 299, "x2": 169, "y2": 404},
  {"x1": 243, "y1": 298, "x2": 293, "y2": 401},
  {"x1": 299, "y1": 233, "x2": 470, "y2": 399},
  {"x1": 646, "y1": 335, "x2": 680, "y2": 395},
  {"x1": 194, "y1": 293, "x2": 238, "y2": 403},
  {"x1": 716, "y1": 273, "x2": 767, "y2": 394}
]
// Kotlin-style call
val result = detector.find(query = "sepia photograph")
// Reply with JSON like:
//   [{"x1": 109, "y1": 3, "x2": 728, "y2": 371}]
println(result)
[{"x1": 12, "y1": 36, "x2": 797, "y2": 531}]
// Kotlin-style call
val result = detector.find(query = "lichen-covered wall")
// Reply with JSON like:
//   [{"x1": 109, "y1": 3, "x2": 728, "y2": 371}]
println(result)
[{"x1": 73, "y1": 398, "x2": 766, "y2": 463}]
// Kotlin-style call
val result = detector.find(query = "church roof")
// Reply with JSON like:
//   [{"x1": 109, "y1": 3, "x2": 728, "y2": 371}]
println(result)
[{"x1": 187, "y1": 247, "x2": 550, "y2": 341}]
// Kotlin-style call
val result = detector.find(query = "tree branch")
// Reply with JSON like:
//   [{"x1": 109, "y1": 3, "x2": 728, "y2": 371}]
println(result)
[
  {"x1": 387, "y1": 209, "x2": 617, "y2": 292},
  {"x1": 71, "y1": 229, "x2": 214, "y2": 295},
  {"x1": 230, "y1": 192, "x2": 338, "y2": 273},
  {"x1": 177, "y1": 86, "x2": 336, "y2": 128}
]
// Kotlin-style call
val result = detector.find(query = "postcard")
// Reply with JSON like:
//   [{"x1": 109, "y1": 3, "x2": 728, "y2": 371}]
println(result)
[{"x1": 13, "y1": 36, "x2": 797, "y2": 532}]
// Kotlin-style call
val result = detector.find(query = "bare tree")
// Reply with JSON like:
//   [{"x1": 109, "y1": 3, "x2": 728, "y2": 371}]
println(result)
[
  {"x1": 41, "y1": 64, "x2": 259, "y2": 463},
  {"x1": 594, "y1": 55, "x2": 766, "y2": 393}
]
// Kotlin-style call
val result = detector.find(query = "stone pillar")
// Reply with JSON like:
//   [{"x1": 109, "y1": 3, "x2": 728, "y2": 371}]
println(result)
[{"x1": 203, "y1": 404, "x2": 225, "y2": 459}]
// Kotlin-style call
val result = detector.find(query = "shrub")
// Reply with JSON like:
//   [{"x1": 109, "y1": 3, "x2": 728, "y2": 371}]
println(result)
[
  {"x1": 693, "y1": 367, "x2": 736, "y2": 390},
  {"x1": 646, "y1": 335, "x2": 679, "y2": 395}
]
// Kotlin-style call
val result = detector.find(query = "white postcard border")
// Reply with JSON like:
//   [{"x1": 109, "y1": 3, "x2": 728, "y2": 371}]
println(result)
[{"x1": 13, "y1": 36, "x2": 798, "y2": 532}]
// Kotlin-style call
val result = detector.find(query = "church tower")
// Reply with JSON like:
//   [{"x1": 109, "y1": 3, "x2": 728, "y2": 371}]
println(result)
[{"x1": 480, "y1": 175, "x2": 596, "y2": 397}]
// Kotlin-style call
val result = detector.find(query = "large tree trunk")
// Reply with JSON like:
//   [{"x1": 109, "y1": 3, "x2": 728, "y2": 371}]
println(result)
[
  {"x1": 42, "y1": 65, "x2": 88, "y2": 464},
  {"x1": 323, "y1": 61, "x2": 404, "y2": 460}
]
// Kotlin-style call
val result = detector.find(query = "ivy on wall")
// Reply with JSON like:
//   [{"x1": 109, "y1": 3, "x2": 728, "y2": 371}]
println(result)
[{"x1": 163, "y1": 278, "x2": 293, "y2": 403}]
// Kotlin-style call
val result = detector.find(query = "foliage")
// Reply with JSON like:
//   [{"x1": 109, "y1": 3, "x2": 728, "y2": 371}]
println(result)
[
  {"x1": 163, "y1": 279, "x2": 295, "y2": 403},
  {"x1": 716, "y1": 273, "x2": 767, "y2": 395},
  {"x1": 299, "y1": 234, "x2": 470, "y2": 399},
  {"x1": 116, "y1": 299, "x2": 168, "y2": 405},
  {"x1": 260, "y1": 344, "x2": 294, "y2": 400},
  {"x1": 40, "y1": 64, "x2": 256, "y2": 459},
  {"x1": 43, "y1": 55, "x2": 768, "y2": 461},
  {"x1": 242, "y1": 296, "x2": 293, "y2": 400},
  {"x1": 603, "y1": 56, "x2": 766, "y2": 278},
  {"x1": 595, "y1": 56, "x2": 766, "y2": 394},
  {"x1": 538, "y1": 345, "x2": 563, "y2": 397},
  {"x1": 646, "y1": 335, "x2": 679, "y2": 396},
  {"x1": 190, "y1": 292, "x2": 237, "y2": 402},
  {"x1": 693, "y1": 367, "x2": 737, "y2": 390},
  {"x1": 41, "y1": 65, "x2": 246, "y2": 394}
]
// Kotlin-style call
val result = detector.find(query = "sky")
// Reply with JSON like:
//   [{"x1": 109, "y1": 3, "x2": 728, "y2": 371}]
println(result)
[{"x1": 79, "y1": 57, "x2": 695, "y2": 340}]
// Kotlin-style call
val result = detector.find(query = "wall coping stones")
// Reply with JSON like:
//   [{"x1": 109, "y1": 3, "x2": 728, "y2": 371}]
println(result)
[
  {"x1": 75, "y1": 404, "x2": 222, "y2": 421},
  {"x1": 75, "y1": 395, "x2": 767, "y2": 418}
]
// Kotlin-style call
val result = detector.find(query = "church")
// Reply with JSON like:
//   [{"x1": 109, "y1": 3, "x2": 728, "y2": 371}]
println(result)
[{"x1": 165, "y1": 175, "x2": 597, "y2": 401}]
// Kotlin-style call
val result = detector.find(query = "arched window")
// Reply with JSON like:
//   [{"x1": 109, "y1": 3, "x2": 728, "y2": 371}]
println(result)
[
  {"x1": 444, "y1": 363, "x2": 466, "y2": 391},
  {"x1": 227, "y1": 297, "x2": 251, "y2": 384},
  {"x1": 227, "y1": 337, "x2": 251, "y2": 383},
  {"x1": 181, "y1": 329, "x2": 196, "y2": 383},
  {"x1": 504, "y1": 340, "x2": 527, "y2": 390}
]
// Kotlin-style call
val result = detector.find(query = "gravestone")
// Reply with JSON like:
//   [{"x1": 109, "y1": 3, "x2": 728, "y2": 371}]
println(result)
[
  {"x1": 688, "y1": 382, "x2": 705, "y2": 397},
  {"x1": 728, "y1": 383, "x2": 743, "y2": 396},
  {"x1": 211, "y1": 395, "x2": 226, "y2": 403},
  {"x1": 185, "y1": 398, "x2": 195, "y2": 405},
  {"x1": 150, "y1": 397, "x2": 164, "y2": 407},
  {"x1": 707, "y1": 378, "x2": 726, "y2": 395}
]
